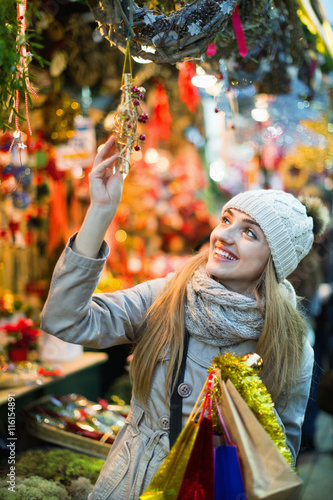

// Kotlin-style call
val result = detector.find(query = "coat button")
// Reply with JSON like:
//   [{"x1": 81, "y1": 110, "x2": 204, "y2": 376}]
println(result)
[
  {"x1": 177, "y1": 382, "x2": 192, "y2": 398},
  {"x1": 159, "y1": 415, "x2": 170, "y2": 431}
]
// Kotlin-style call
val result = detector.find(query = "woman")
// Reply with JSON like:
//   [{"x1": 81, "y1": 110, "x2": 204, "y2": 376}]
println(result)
[{"x1": 41, "y1": 136, "x2": 329, "y2": 500}]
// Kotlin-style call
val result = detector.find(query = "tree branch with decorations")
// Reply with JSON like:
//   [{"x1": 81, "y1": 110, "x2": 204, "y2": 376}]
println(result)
[
  {"x1": 86, "y1": 0, "x2": 308, "y2": 65},
  {"x1": 0, "y1": 0, "x2": 44, "y2": 149}
]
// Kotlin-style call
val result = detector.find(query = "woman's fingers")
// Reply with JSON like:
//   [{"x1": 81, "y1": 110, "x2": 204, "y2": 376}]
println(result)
[
  {"x1": 91, "y1": 151, "x2": 119, "y2": 178},
  {"x1": 94, "y1": 136, "x2": 117, "y2": 164}
]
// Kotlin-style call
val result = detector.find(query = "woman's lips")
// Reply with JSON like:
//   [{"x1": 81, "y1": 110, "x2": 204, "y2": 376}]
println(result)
[{"x1": 213, "y1": 247, "x2": 237, "y2": 261}]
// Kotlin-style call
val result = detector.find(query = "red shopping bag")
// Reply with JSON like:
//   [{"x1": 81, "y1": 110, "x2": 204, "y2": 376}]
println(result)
[
  {"x1": 140, "y1": 375, "x2": 210, "y2": 499},
  {"x1": 176, "y1": 373, "x2": 215, "y2": 500}
]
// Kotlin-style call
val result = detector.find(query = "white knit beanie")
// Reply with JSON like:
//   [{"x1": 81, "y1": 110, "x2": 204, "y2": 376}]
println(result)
[{"x1": 223, "y1": 189, "x2": 314, "y2": 282}]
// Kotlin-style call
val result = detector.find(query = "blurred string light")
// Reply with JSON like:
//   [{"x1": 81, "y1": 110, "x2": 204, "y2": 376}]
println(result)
[
  {"x1": 103, "y1": 112, "x2": 115, "y2": 131},
  {"x1": 191, "y1": 66, "x2": 217, "y2": 89},
  {"x1": 72, "y1": 166, "x2": 84, "y2": 178},
  {"x1": 205, "y1": 82, "x2": 222, "y2": 97},
  {"x1": 156, "y1": 156, "x2": 170, "y2": 172},
  {"x1": 115, "y1": 229, "x2": 127, "y2": 242},
  {"x1": 127, "y1": 256, "x2": 143, "y2": 273},
  {"x1": 297, "y1": 101, "x2": 310, "y2": 109},
  {"x1": 251, "y1": 108, "x2": 270, "y2": 122},
  {"x1": 185, "y1": 126, "x2": 206, "y2": 148},
  {"x1": 209, "y1": 159, "x2": 227, "y2": 182},
  {"x1": 144, "y1": 148, "x2": 159, "y2": 164},
  {"x1": 263, "y1": 125, "x2": 284, "y2": 139}
]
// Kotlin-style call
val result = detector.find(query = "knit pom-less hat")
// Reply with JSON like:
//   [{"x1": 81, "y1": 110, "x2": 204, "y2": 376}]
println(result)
[{"x1": 223, "y1": 189, "x2": 314, "y2": 282}]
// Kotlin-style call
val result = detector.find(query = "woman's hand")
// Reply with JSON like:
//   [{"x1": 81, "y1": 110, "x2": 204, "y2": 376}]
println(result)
[
  {"x1": 73, "y1": 136, "x2": 125, "y2": 258},
  {"x1": 89, "y1": 135, "x2": 124, "y2": 209}
]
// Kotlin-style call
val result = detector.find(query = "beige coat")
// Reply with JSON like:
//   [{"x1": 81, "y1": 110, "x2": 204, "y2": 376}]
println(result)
[{"x1": 41, "y1": 235, "x2": 314, "y2": 500}]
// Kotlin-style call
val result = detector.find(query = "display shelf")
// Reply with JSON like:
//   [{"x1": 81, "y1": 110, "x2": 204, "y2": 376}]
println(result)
[{"x1": 0, "y1": 352, "x2": 108, "y2": 406}]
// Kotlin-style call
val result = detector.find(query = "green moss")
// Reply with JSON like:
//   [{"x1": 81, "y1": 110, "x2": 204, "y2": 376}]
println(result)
[
  {"x1": 0, "y1": 476, "x2": 68, "y2": 499},
  {"x1": 15, "y1": 449, "x2": 104, "y2": 486},
  {"x1": 67, "y1": 477, "x2": 94, "y2": 499}
]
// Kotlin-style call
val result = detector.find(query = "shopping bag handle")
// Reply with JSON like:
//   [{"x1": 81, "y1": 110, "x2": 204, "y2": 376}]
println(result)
[{"x1": 214, "y1": 395, "x2": 234, "y2": 446}]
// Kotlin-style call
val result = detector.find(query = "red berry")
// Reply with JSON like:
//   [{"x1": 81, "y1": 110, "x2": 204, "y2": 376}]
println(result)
[
  {"x1": 138, "y1": 116, "x2": 143, "y2": 122},
  {"x1": 131, "y1": 86, "x2": 139, "y2": 93},
  {"x1": 134, "y1": 145, "x2": 141, "y2": 151},
  {"x1": 138, "y1": 93, "x2": 144, "y2": 100},
  {"x1": 139, "y1": 134, "x2": 146, "y2": 141},
  {"x1": 215, "y1": 108, "x2": 219, "y2": 113},
  {"x1": 133, "y1": 99, "x2": 140, "y2": 106},
  {"x1": 143, "y1": 113, "x2": 149, "y2": 119},
  {"x1": 127, "y1": 124, "x2": 132, "y2": 129}
]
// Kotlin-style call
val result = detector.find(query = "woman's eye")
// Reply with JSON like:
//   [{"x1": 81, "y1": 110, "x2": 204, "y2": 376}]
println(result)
[
  {"x1": 221, "y1": 216, "x2": 230, "y2": 224},
  {"x1": 245, "y1": 228, "x2": 256, "y2": 239}
]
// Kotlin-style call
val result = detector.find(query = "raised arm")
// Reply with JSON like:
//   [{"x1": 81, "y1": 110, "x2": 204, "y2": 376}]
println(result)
[
  {"x1": 73, "y1": 135, "x2": 123, "y2": 258},
  {"x1": 41, "y1": 134, "x2": 150, "y2": 348}
]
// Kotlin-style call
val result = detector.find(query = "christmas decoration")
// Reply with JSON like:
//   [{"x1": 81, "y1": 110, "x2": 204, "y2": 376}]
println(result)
[
  {"x1": 86, "y1": 0, "x2": 281, "y2": 64},
  {"x1": 210, "y1": 352, "x2": 293, "y2": 466},
  {"x1": 178, "y1": 62, "x2": 200, "y2": 113},
  {"x1": 148, "y1": 82, "x2": 172, "y2": 142},
  {"x1": 214, "y1": 58, "x2": 233, "y2": 125},
  {"x1": 114, "y1": 43, "x2": 148, "y2": 173},
  {"x1": 25, "y1": 394, "x2": 128, "y2": 444},
  {"x1": 1, "y1": 317, "x2": 40, "y2": 361},
  {"x1": 0, "y1": 286, "x2": 31, "y2": 320},
  {"x1": 0, "y1": 1, "x2": 41, "y2": 150}
]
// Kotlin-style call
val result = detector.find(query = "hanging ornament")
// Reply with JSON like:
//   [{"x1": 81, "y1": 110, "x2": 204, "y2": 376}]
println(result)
[
  {"x1": 214, "y1": 59, "x2": 233, "y2": 127},
  {"x1": 231, "y1": 4, "x2": 248, "y2": 57},
  {"x1": 7, "y1": 1, "x2": 38, "y2": 152},
  {"x1": 178, "y1": 62, "x2": 200, "y2": 113},
  {"x1": 149, "y1": 83, "x2": 172, "y2": 142},
  {"x1": 113, "y1": 41, "x2": 147, "y2": 174}
]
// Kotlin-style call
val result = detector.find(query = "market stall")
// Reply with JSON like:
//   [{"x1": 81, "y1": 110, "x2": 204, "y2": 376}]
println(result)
[{"x1": 1, "y1": 0, "x2": 333, "y2": 497}]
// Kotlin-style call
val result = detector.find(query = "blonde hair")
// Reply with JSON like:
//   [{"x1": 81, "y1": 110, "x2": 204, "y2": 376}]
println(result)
[
  {"x1": 255, "y1": 257, "x2": 307, "y2": 402},
  {"x1": 130, "y1": 251, "x2": 307, "y2": 405}
]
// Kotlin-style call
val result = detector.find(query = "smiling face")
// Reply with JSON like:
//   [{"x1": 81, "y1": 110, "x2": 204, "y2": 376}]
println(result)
[{"x1": 206, "y1": 208, "x2": 271, "y2": 294}]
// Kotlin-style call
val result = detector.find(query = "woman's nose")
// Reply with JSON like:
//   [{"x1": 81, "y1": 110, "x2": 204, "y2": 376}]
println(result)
[{"x1": 217, "y1": 225, "x2": 236, "y2": 244}]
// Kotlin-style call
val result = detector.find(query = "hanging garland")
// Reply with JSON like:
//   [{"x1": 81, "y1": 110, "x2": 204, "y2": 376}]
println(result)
[
  {"x1": 210, "y1": 352, "x2": 294, "y2": 467},
  {"x1": 86, "y1": 0, "x2": 252, "y2": 64},
  {"x1": 113, "y1": 42, "x2": 148, "y2": 173},
  {"x1": 0, "y1": 0, "x2": 43, "y2": 147}
]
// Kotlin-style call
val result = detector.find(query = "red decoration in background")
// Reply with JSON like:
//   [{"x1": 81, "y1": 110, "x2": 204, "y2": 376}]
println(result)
[
  {"x1": 206, "y1": 44, "x2": 216, "y2": 57},
  {"x1": 8, "y1": 348, "x2": 28, "y2": 362},
  {"x1": 149, "y1": 83, "x2": 172, "y2": 141},
  {"x1": 178, "y1": 62, "x2": 200, "y2": 113},
  {"x1": 231, "y1": 4, "x2": 248, "y2": 58},
  {"x1": 2, "y1": 318, "x2": 40, "y2": 361},
  {"x1": 48, "y1": 178, "x2": 69, "y2": 254}
]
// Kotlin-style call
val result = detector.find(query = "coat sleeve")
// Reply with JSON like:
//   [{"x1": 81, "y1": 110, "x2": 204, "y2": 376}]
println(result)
[
  {"x1": 41, "y1": 234, "x2": 169, "y2": 349},
  {"x1": 274, "y1": 339, "x2": 314, "y2": 464}
]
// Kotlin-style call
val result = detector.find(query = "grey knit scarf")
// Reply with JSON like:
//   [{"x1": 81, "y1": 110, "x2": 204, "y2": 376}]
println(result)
[{"x1": 185, "y1": 266, "x2": 264, "y2": 346}]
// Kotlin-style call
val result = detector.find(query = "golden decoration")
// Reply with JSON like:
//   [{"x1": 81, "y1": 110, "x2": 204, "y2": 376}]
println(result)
[{"x1": 210, "y1": 352, "x2": 294, "y2": 467}]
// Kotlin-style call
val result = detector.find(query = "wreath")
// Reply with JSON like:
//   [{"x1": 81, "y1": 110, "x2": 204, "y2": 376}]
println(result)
[{"x1": 87, "y1": 0, "x2": 240, "y2": 64}]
